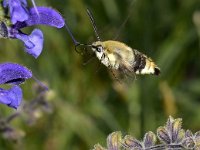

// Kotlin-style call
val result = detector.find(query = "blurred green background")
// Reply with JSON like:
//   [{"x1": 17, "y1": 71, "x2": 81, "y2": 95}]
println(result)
[{"x1": 0, "y1": 0, "x2": 200, "y2": 149}]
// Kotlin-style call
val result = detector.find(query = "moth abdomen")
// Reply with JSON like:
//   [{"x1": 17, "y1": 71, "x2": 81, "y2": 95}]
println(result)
[
  {"x1": 133, "y1": 51, "x2": 146, "y2": 73},
  {"x1": 133, "y1": 50, "x2": 160, "y2": 75}
]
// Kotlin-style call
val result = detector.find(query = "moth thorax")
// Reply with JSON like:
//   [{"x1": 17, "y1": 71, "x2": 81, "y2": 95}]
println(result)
[{"x1": 97, "y1": 51, "x2": 109, "y2": 67}]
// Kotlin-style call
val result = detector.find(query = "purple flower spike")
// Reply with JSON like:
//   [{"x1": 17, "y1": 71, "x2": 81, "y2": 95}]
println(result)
[
  {"x1": 15, "y1": 29, "x2": 44, "y2": 58},
  {"x1": 0, "y1": 62, "x2": 32, "y2": 85},
  {"x1": 4, "y1": 1, "x2": 65, "y2": 58},
  {"x1": 0, "y1": 85, "x2": 22, "y2": 109},
  {"x1": 15, "y1": 7, "x2": 65, "y2": 29},
  {"x1": 3, "y1": 0, "x2": 29, "y2": 24}
]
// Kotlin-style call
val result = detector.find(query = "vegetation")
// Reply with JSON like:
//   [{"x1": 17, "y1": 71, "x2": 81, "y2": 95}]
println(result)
[{"x1": 0, "y1": 0, "x2": 200, "y2": 149}]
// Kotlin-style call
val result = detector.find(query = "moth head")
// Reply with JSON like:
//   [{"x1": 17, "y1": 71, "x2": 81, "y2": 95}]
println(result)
[{"x1": 91, "y1": 41, "x2": 108, "y2": 62}]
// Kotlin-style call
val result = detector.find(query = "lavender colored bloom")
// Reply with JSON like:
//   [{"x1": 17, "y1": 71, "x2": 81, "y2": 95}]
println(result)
[
  {"x1": 14, "y1": 29, "x2": 44, "y2": 58},
  {"x1": 14, "y1": 7, "x2": 65, "y2": 29},
  {"x1": 3, "y1": 0, "x2": 29, "y2": 24},
  {"x1": 0, "y1": 63, "x2": 32, "y2": 109},
  {"x1": 7, "y1": 6, "x2": 65, "y2": 58},
  {"x1": 0, "y1": 62, "x2": 32, "y2": 85},
  {"x1": 2, "y1": 0, "x2": 65, "y2": 58},
  {"x1": 0, "y1": 86, "x2": 22, "y2": 109}
]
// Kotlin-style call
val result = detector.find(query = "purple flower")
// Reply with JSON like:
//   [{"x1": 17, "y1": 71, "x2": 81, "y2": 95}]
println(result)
[
  {"x1": 0, "y1": 63, "x2": 32, "y2": 109},
  {"x1": 0, "y1": 62, "x2": 32, "y2": 85},
  {"x1": 13, "y1": 29, "x2": 44, "y2": 58},
  {"x1": 0, "y1": 86, "x2": 22, "y2": 109},
  {"x1": 14, "y1": 7, "x2": 65, "y2": 29},
  {"x1": 3, "y1": 2, "x2": 65, "y2": 58},
  {"x1": 3, "y1": 0, "x2": 29, "y2": 24}
]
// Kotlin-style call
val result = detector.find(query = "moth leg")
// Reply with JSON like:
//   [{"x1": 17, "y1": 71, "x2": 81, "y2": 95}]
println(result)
[{"x1": 83, "y1": 53, "x2": 96, "y2": 66}]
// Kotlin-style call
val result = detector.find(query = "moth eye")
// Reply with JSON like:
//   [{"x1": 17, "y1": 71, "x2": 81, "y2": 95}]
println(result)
[{"x1": 96, "y1": 46, "x2": 102, "y2": 52}]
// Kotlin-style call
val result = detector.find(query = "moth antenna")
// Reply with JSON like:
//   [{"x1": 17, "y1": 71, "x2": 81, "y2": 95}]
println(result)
[
  {"x1": 114, "y1": 0, "x2": 136, "y2": 40},
  {"x1": 86, "y1": 8, "x2": 101, "y2": 41}
]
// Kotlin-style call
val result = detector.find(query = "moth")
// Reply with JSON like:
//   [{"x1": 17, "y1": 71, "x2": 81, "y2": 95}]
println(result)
[{"x1": 65, "y1": 9, "x2": 160, "y2": 78}]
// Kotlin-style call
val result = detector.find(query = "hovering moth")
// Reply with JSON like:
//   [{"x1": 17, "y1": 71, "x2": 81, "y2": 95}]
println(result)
[{"x1": 65, "y1": 9, "x2": 160, "y2": 78}]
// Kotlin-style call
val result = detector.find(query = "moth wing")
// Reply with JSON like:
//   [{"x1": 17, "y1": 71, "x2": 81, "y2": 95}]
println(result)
[{"x1": 111, "y1": 48, "x2": 136, "y2": 81}]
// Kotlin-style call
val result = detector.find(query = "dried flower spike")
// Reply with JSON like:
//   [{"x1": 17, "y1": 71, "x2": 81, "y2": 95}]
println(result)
[{"x1": 93, "y1": 116, "x2": 200, "y2": 150}]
